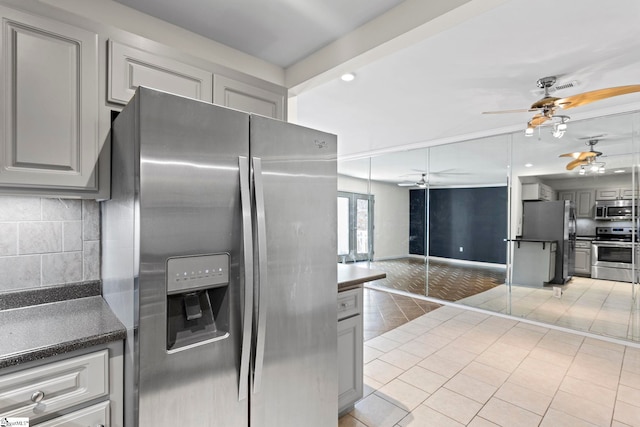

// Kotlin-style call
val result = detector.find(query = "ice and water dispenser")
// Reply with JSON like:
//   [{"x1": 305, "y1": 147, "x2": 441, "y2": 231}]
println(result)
[{"x1": 166, "y1": 253, "x2": 230, "y2": 351}]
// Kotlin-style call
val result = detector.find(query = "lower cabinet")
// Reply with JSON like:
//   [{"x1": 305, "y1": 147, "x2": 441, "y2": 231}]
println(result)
[
  {"x1": 574, "y1": 241, "x2": 592, "y2": 276},
  {"x1": 337, "y1": 287, "x2": 363, "y2": 415},
  {"x1": 0, "y1": 342, "x2": 123, "y2": 427},
  {"x1": 34, "y1": 401, "x2": 110, "y2": 427}
]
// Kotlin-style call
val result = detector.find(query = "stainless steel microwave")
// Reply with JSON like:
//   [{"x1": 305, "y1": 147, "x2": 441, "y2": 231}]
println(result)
[{"x1": 594, "y1": 199, "x2": 636, "y2": 220}]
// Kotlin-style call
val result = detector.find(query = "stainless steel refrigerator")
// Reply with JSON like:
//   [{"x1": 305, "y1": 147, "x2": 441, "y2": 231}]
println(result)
[
  {"x1": 102, "y1": 87, "x2": 338, "y2": 426},
  {"x1": 521, "y1": 200, "x2": 576, "y2": 283}
]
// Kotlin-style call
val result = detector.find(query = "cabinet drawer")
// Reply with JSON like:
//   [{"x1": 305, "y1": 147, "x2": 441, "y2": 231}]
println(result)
[
  {"x1": 337, "y1": 288, "x2": 362, "y2": 321},
  {"x1": 575, "y1": 241, "x2": 592, "y2": 249},
  {"x1": 34, "y1": 401, "x2": 109, "y2": 427},
  {"x1": 0, "y1": 350, "x2": 109, "y2": 422}
]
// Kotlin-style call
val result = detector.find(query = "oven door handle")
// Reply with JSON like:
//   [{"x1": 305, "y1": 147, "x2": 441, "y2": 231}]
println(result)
[{"x1": 593, "y1": 242, "x2": 635, "y2": 248}]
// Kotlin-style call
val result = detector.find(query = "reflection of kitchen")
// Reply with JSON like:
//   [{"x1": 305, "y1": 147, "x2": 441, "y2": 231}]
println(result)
[{"x1": 513, "y1": 175, "x2": 637, "y2": 288}]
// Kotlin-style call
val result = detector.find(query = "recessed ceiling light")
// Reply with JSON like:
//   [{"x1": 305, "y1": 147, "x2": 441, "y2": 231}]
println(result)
[
  {"x1": 341, "y1": 73, "x2": 355, "y2": 82},
  {"x1": 614, "y1": 169, "x2": 626, "y2": 173},
  {"x1": 524, "y1": 163, "x2": 533, "y2": 168}
]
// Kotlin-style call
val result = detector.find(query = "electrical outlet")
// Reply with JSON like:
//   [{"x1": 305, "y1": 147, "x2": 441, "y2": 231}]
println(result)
[
  {"x1": 459, "y1": 247, "x2": 463, "y2": 252},
  {"x1": 553, "y1": 287, "x2": 563, "y2": 298}
]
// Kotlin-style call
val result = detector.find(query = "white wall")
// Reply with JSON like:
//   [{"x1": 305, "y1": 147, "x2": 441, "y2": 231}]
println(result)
[{"x1": 338, "y1": 174, "x2": 409, "y2": 260}]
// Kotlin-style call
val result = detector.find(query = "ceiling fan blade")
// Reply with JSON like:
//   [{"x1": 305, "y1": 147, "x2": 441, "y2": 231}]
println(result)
[
  {"x1": 482, "y1": 108, "x2": 538, "y2": 114},
  {"x1": 566, "y1": 159, "x2": 589, "y2": 170},
  {"x1": 555, "y1": 85, "x2": 640, "y2": 110},
  {"x1": 527, "y1": 113, "x2": 550, "y2": 129},
  {"x1": 558, "y1": 151, "x2": 599, "y2": 160},
  {"x1": 397, "y1": 182, "x2": 415, "y2": 187}
]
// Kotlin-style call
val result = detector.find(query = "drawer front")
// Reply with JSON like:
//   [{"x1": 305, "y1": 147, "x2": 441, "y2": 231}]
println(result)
[
  {"x1": 337, "y1": 288, "x2": 362, "y2": 321},
  {"x1": 575, "y1": 241, "x2": 592, "y2": 249},
  {"x1": 0, "y1": 350, "x2": 109, "y2": 422},
  {"x1": 34, "y1": 401, "x2": 109, "y2": 427}
]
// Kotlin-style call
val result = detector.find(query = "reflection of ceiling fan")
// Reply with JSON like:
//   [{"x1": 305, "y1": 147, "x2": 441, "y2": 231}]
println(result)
[
  {"x1": 483, "y1": 76, "x2": 640, "y2": 132},
  {"x1": 397, "y1": 169, "x2": 475, "y2": 187},
  {"x1": 559, "y1": 139, "x2": 603, "y2": 170},
  {"x1": 398, "y1": 173, "x2": 427, "y2": 187}
]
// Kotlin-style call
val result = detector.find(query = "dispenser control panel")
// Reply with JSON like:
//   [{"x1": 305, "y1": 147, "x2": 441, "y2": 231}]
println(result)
[{"x1": 167, "y1": 253, "x2": 229, "y2": 294}]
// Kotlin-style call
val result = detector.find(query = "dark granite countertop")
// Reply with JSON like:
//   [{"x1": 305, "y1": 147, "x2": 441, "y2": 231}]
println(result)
[
  {"x1": 338, "y1": 263, "x2": 386, "y2": 292},
  {"x1": 0, "y1": 284, "x2": 126, "y2": 369}
]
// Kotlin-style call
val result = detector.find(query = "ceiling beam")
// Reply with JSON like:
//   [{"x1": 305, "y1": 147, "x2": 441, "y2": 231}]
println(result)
[{"x1": 286, "y1": 0, "x2": 510, "y2": 95}]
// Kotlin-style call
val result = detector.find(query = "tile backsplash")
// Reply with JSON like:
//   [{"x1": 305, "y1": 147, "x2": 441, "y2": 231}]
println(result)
[{"x1": 0, "y1": 196, "x2": 100, "y2": 292}]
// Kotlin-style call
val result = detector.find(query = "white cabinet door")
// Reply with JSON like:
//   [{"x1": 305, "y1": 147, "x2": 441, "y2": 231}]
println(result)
[
  {"x1": 522, "y1": 183, "x2": 555, "y2": 201},
  {"x1": 620, "y1": 188, "x2": 637, "y2": 200},
  {"x1": 575, "y1": 189, "x2": 595, "y2": 218},
  {"x1": 337, "y1": 314, "x2": 363, "y2": 415},
  {"x1": 558, "y1": 190, "x2": 575, "y2": 202},
  {"x1": 0, "y1": 6, "x2": 100, "y2": 192},
  {"x1": 574, "y1": 247, "x2": 591, "y2": 276},
  {"x1": 214, "y1": 74, "x2": 285, "y2": 119},
  {"x1": 596, "y1": 188, "x2": 620, "y2": 200},
  {"x1": 108, "y1": 40, "x2": 212, "y2": 105}
]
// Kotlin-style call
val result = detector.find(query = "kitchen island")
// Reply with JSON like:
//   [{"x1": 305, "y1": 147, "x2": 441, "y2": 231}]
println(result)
[
  {"x1": 336, "y1": 263, "x2": 386, "y2": 415},
  {"x1": 511, "y1": 239, "x2": 557, "y2": 287},
  {"x1": 338, "y1": 262, "x2": 387, "y2": 291}
]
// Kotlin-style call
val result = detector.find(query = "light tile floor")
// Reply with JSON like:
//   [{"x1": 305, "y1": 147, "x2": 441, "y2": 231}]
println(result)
[
  {"x1": 339, "y1": 304, "x2": 640, "y2": 427},
  {"x1": 458, "y1": 277, "x2": 640, "y2": 342}
]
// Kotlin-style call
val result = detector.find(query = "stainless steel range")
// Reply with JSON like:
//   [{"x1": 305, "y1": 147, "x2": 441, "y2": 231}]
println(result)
[{"x1": 591, "y1": 226, "x2": 638, "y2": 282}]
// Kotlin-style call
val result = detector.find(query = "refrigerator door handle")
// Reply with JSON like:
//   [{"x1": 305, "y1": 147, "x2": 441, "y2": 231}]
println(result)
[
  {"x1": 252, "y1": 157, "x2": 268, "y2": 394},
  {"x1": 238, "y1": 156, "x2": 254, "y2": 401}
]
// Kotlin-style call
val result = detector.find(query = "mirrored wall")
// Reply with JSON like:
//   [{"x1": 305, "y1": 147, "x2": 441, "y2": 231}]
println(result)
[{"x1": 338, "y1": 110, "x2": 640, "y2": 342}]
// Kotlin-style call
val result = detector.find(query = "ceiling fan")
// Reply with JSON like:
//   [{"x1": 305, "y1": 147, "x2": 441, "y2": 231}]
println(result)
[
  {"x1": 483, "y1": 76, "x2": 640, "y2": 132},
  {"x1": 559, "y1": 139, "x2": 603, "y2": 170},
  {"x1": 397, "y1": 169, "x2": 475, "y2": 187},
  {"x1": 398, "y1": 173, "x2": 427, "y2": 187}
]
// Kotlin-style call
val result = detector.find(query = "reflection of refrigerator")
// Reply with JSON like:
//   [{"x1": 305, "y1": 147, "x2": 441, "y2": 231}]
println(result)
[
  {"x1": 522, "y1": 200, "x2": 576, "y2": 283},
  {"x1": 102, "y1": 87, "x2": 337, "y2": 426}
]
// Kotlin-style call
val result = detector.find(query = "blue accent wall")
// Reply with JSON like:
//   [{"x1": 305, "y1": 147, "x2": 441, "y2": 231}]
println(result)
[{"x1": 410, "y1": 187, "x2": 507, "y2": 264}]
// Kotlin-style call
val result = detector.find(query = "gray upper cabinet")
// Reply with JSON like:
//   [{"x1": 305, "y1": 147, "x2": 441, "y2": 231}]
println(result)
[
  {"x1": 108, "y1": 40, "x2": 213, "y2": 105},
  {"x1": 0, "y1": 6, "x2": 102, "y2": 196},
  {"x1": 575, "y1": 189, "x2": 595, "y2": 218},
  {"x1": 596, "y1": 187, "x2": 637, "y2": 200},
  {"x1": 559, "y1": 189, "x2": 595, "y2": 218},
  {"x1": 522, "y1": 182, "x2": 555, "y2": 201},
  {"x1": 214, "y1": 74, "x2": 285, "y2": 120}
]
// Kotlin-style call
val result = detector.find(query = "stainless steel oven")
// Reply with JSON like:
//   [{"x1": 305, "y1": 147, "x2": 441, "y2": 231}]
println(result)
[{"x1": 591, "y1": 227, "x2": 637, "y2": 282}]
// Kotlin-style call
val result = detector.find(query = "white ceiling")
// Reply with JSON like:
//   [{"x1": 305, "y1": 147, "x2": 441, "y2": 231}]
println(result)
[
  {"x1": 112, "y1": 0, "x2": 406, "y2": 68},
  {"x1": 112, "y1": 0, "x2": 640, "y2": 186}
]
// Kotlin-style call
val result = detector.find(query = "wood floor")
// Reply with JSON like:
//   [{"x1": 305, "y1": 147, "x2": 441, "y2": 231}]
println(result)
[
  {"x1": 362, "y1": 257, "x2": 505, "y2": 341},
  {"x1": 367, "y1": 258, "x2": 505, "y2": 302},
  {"x1": 363, "y1": 288, "x2": 442, "y2": 341}
]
